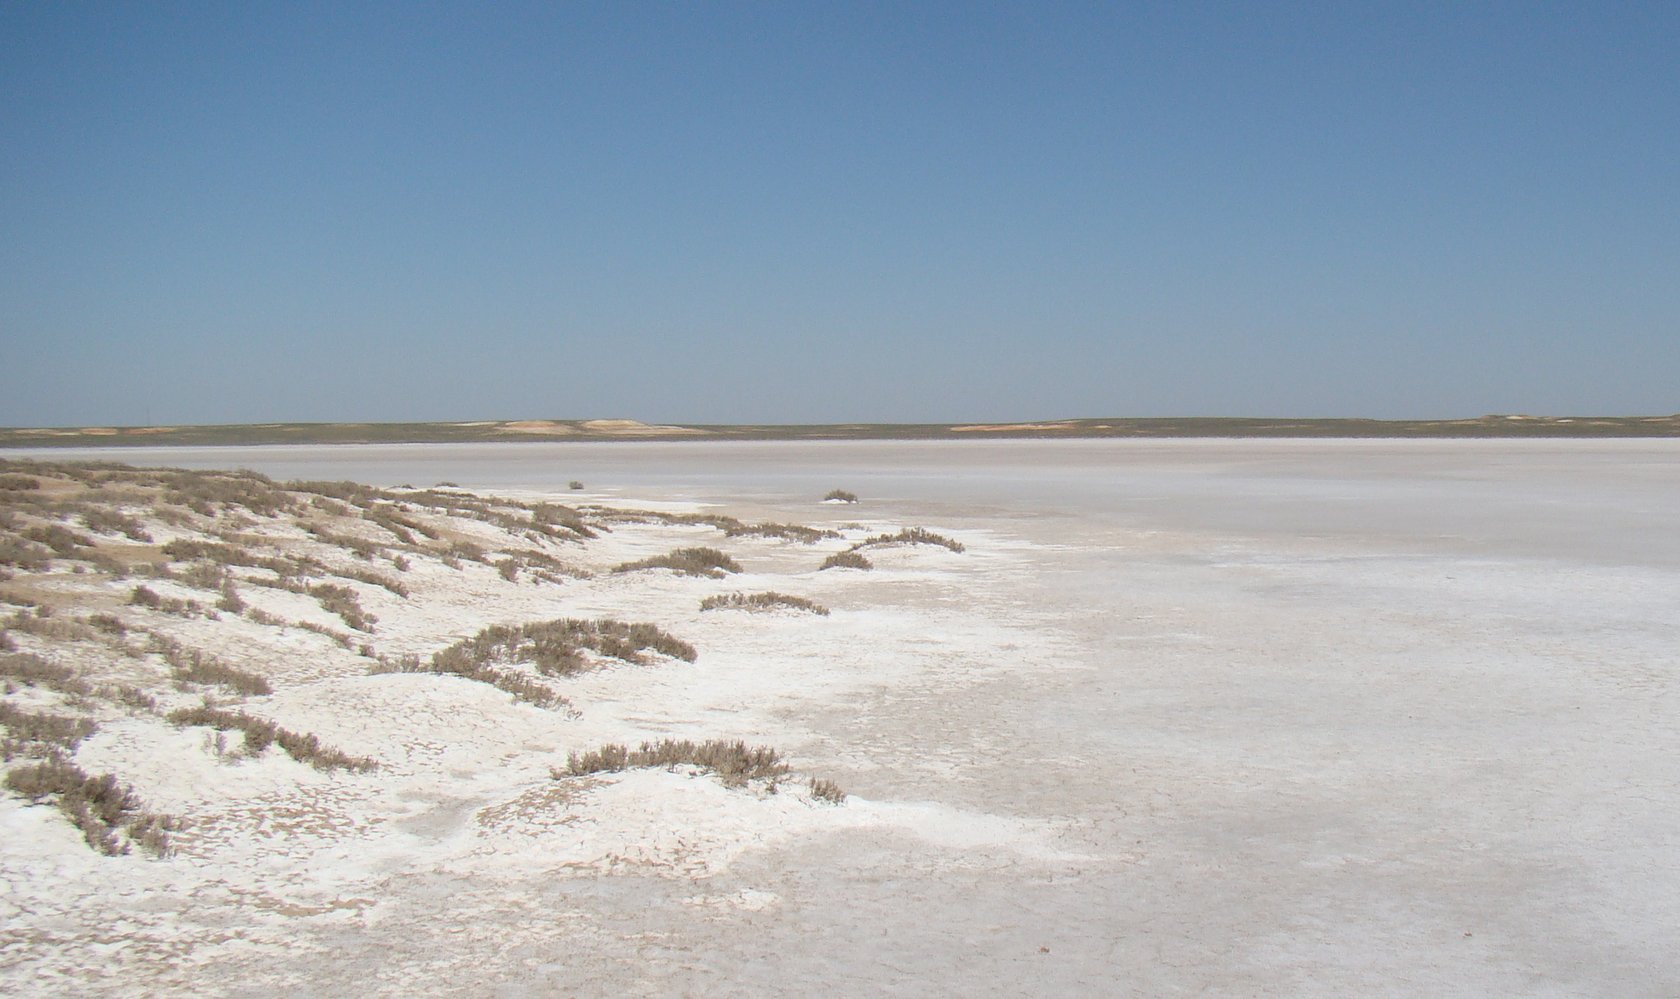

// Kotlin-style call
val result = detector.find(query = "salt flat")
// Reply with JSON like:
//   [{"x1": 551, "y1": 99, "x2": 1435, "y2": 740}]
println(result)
[{"x1": 2, "y1": 439, "x2": 1676, "y2": 995}]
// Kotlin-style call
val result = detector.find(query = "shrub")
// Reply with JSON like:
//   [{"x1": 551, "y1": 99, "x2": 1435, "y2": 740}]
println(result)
[
  {"x1": 216, "y1": 581, "x2": 246, "y2": 614},
  {"x1": 496, "y1": 558, "x2": 519, "y2": 583},
  {"x1": 5, "y1": 756, "x2": 176, "y2": 856},
  {"x1": 23, "y1": 524, "x2": 95, "y2": 557},
  {"x1": 430, "y1": 618, "x2": 696, "y2": 680},
  {"x1": 612, "y1": 547, "x2": 741, "y2": 578},
  {"x1": 723, "y1": 522, "x2": 839, "y2": 544},
  {"x1": 823, "y1": 489, "x2": 859, "y2": 503},
  {"x1": 0, "y1": 652, "x2": 92, "y2": 696},
  {"x1": 568, "y1": 480, "x2": 584, "y2": 490},
  {"x1": 309, "y1": 582, "x2": 376, "y2": 632},
  {"x1": 78, "y1": 508, "x2": 152, "y2": 542},
  {"x1": 166, "y1": 706, "x2": 374, "y2": 771},
  {"x1": 128, "y1": 585, "x2": 204, "y2": 617},
  {"x1": 0, "y1": 475, "x2": 41, "y2": 492},
  {"x1": 851, "y1": 527, "x2": 965, "y2": 554},
  {"x1": 819, "y1": 550, "x2": 873, "y2": 571},
  {"x1": 0, "y1": 703, "x2": 97, "y2": 756},
  {"x1": 151, "y1": 636, "x2": 272, "y2": 697},
  {"x1": 563, "y1": 738, "x2": 790, "y2": 788},
  {"x1": 378, "y1": 651, "x2": 568, "y2": 710},
  {"x1": 809, "y1": 777, "x2": 847, "y2": 804},
  {"x1": 0, "y1": 538, "x2": 51, "y2": 570},
  {"x1": 700, "y1": 591, "x2": 829, "y2": 616}
]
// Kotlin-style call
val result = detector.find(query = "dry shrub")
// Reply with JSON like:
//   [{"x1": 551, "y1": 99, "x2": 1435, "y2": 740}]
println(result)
[
  {"x1": 564, "y1": 739, "x2": 790, "y2": 788},
  {"x1": 823, "y1": 489, "x2": 859, "y2": 503},
  {"x1": 612, "y1": 547, "x2": 742, "y2": 578},
  {"x1": 5, "y1": 756, "x2": 176, "y2": 855},
  {"x1": 0, "y1": 537, "x2": 51, "y2": 570},
  {"x1": 377, "y1": 651, "x2": 568, "y2": 710},
  {"x1": 166, "y1": 705, "x2": 374, "y2": 771},
  {"x1": 150, "y1": 635, "x2": 272, "y2": 696},
  {"x1": 700, "y1": 591, "x2": 829, "y2": 616},
  {"x1": 809, "y1": 777, "x2": 847, "y2": 804},
  {"x1": 431, "y1": 618, "x2": 696, "y2": 680},
  {"x1": 129, "y1": 585, "x2": 205, "y2": 618},
  {"x1": 851, "y1": 527, "x2": 965, "y2": 553},
  {"x1": 0, "y1": 651, "x2": 93, "y2": 696},
  {"x1": 723, "y1": 522, "x2": 839, "y2": 544},
  {"x1": 23, "y1": 524, "x2": 95, "y2": 556},
  {"x1": 308, "y1": 582, "x2": 376, "y2": 632},
  {"x1": 819, "y1": 550, "x2": 873, "y2": 571},
  {"x1": 0, "y1": 474, "x2": 41, "y2": 492},
  {"x1": 0, "y1": 703, "x2": 96, "y2": 757},
  {"x1": 78, "y1": 508, "x2": 153, "y2": 542}
]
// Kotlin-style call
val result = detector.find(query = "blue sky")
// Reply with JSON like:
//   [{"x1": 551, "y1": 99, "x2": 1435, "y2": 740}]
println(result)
[{"x1": 2, "y1": 1, "x2": 1676, "y2": 425}]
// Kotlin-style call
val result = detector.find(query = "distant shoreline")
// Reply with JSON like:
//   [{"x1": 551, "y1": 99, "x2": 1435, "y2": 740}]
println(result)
[{"x1": 3, "y1": 414, "x2": 1678, "y2": 447}]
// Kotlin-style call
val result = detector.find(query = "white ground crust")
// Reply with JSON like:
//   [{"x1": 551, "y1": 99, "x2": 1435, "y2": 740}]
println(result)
[{"x1": 3, "y1": 439, "x2": 1678, "y2": 995}]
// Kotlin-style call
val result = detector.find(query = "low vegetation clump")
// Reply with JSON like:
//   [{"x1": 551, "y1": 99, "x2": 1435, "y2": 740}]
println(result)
[
  {"x1": 378, "y1": 651, "x2": 567, "y2": 709},
  {"x1": 809, "y1": 777, "x2": 847, "y2": 804},
  {"x1": 823, "y1": 489, "x2": 859, "y2": 503},
  {"x1": 1, "y1": 651, "x2": 93, "y2": 697},
  {"x1": 129, "y1": 585, "x2": 208, "y2": 618},
  {"x1": 723, "y1": 522, "x2": 839, "y2": 544},
  {"x1": 431, "y1": 618, "x2": 696, "y2": 678},
  {"x1": 563, "y1": 738, "x2": 791, "y2": 788},
  {"x1": 851, "y1": 527, "x2": 965, "y2": 553},
  {"x1": 166, "y1": 705, "x2": 375, "y2": 771},
  {"x1": 700, "y1": 591, "x2": 830, "y2": 616},
  {"x1": 612, "y1": 546, "x2": 742, "y2": 578},
  {"x1": 819, "y1": 550, "x2": 873, "y2": 571},
  {"x1": 308, "y1": 582, "x2": 376, "y2": 632},
  {"x1": 5, "y1": 755, "x2": 176, "y2": 855},
  {"x1": 0, "y1": 702, "x2": 97, "y2": 758},
  {"x1": 23, "y1": 524, "x2": 96, "y2": 557},
  {"x1": 150, "y1": 635, "x2": 272, "y2": 697},
  {"x1": 0, "y1": 474, "x2": 42, "y2": 492}
]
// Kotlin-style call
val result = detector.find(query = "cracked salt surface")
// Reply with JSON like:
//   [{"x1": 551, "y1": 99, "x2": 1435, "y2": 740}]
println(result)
[{"x1": 3, "y1": 438, "x2": 1678, "y2": 995}]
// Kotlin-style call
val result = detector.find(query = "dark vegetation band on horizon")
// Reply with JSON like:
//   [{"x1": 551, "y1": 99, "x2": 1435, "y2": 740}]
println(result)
[{"x1": 3, "y1": 414, "x2": 1680, "y2": 448}]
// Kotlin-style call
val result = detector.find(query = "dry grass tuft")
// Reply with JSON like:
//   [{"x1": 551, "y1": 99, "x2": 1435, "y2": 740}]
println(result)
[{"x1": 823, "y1": 489, "x2": 859, "y2": 503}]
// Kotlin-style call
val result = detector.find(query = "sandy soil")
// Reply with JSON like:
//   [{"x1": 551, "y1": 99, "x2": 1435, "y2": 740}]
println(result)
[{"x1": 2, "y1": 440, "x2": 1677, "y2": 995}]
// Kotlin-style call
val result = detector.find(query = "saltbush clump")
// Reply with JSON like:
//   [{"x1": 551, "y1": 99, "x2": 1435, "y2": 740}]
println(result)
[
  {"x1": 563, "y1": 738, "x2": 790, "y2": 788},
  {"x1": 612, "y1": 547, "x2": 741, "y2": 578},
  {"x1": 819, "y1": 550, "x2": 873, "y2": 571},
  {"x1": 699, "y1": 591, "x2": 829, "y2": 616},
  {"x1": 851, "y1": 527, "x2": 965, "y2": 554}
]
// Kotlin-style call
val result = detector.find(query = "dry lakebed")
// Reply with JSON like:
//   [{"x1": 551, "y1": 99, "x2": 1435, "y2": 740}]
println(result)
[{"x1": 0, "y1": 438, "x2": 1676, "y2": 996}]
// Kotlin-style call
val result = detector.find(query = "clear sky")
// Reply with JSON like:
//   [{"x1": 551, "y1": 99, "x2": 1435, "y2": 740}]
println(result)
[{"x1": 2, "y1": 1, "x2": 1676, "y2": 426}]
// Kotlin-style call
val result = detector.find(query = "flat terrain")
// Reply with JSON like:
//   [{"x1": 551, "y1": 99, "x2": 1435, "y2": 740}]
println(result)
[
  {"x1": 2, "y1": 439, "x2": 1677, "y2": 995},
  {"x1": 3, "y1": 413, "x2": 1679, "y2": 448}
]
